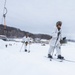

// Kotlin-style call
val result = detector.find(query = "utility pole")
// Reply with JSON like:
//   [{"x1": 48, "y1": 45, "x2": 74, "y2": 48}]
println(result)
[{"x1": 3, "y1": 0, "x2": 7, "y2": 36}]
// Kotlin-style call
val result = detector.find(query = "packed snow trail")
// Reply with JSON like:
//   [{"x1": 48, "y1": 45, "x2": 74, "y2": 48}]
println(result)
[{"x1": 0, "y1": 40, "x2": 75, "y2": 75}]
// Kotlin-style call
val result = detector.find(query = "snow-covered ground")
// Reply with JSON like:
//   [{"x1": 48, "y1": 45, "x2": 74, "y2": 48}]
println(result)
[{"x1": 0, "y1": 39, "x2": 75, "y2": 75}]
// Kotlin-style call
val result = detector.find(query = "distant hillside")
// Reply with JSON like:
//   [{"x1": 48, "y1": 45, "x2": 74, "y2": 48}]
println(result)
[{"x1": 0, "y1": 24, "x2": 52, "y2": 39}]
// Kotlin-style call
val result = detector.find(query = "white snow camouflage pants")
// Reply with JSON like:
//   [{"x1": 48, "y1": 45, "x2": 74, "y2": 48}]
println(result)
[
  {"x1": 48, "y1": 45, "x2": 61, "y2": 56},
  {"x1": 24, "y1": 42, "x2": 30, "y2": 52}
]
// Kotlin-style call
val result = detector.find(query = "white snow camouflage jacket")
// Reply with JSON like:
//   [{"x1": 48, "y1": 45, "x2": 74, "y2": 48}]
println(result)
[
  {"x1": 50, "y1": 28, "x2": 62, "y2": 46},
  {"x1": 22, "y1": 36, "x2": 30, "y2": 43}
]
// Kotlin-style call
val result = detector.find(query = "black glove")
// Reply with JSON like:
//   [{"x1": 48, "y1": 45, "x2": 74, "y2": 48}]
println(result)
[
  {"x1": 25, "y1": 42, "x2": 28, "y2": 46},
  {"x1": 63, "y1": 37, "x2": 66, "y2": 40}
]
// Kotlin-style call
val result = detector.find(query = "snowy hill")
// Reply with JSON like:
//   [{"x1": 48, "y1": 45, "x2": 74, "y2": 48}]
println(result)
[
  {"x1": 0, "y1": 39, "x2": 75, "y2": 75},
  {"x1": 0, "y1": 24, "x2": 52, "y2": 39}
]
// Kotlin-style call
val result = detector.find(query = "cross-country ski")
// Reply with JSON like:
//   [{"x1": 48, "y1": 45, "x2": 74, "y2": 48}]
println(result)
[{"x1": 45, "y1": 56, "x2": 75, "y2": 63}]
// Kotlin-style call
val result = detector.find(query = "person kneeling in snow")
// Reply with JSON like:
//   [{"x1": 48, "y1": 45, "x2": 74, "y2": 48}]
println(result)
[
  {"x1": 22, "y1": 34, "x2": 30, "y2": 52},
  {"x1": 48, "y1": 21, "x2": 64, "y2": 59}
]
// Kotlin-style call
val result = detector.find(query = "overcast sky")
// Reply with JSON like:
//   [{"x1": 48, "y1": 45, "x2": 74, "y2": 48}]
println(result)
[{"x1": 0, "y1": 0, "x2": 75, "y2": 39}]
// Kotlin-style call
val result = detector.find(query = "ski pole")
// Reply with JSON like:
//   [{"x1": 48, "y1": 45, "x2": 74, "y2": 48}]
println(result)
[
  {"x1": 20, "y1": 43, "x2": 24, "y2": 52},
  {"x1": 51, "y1": 32, "x2": 60, "y2": 57},
  {"x1": 28, "y1": 42, "x2": 31, "y2": 53},
  {"x1": 51, "y1": 45, "x2": 56, "y2": 57}
]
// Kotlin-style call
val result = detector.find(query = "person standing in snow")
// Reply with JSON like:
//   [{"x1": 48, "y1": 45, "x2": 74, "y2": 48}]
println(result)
[
  {"x1": 48, "y1": 21, "x2": 64, "y2": 59},
  {"x1": 22, "y1": 34, "x2": 30, "y2": 52}
]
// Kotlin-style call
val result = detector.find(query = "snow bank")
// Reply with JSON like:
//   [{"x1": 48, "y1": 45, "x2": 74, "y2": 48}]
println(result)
[{"x1": 0, "y1": 39, "x2": 6, "y2": 48}]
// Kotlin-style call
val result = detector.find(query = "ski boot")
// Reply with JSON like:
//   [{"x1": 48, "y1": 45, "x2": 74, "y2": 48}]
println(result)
[
  {"x1": 25, "y1": 49, "x2": 27, "y2": 52},
  {"x1": 57, "y1": 55, "x2": 64, "y2": 60},
  {"x1": 48, "y1": 54, "x2": 52, "y2": 58}
]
